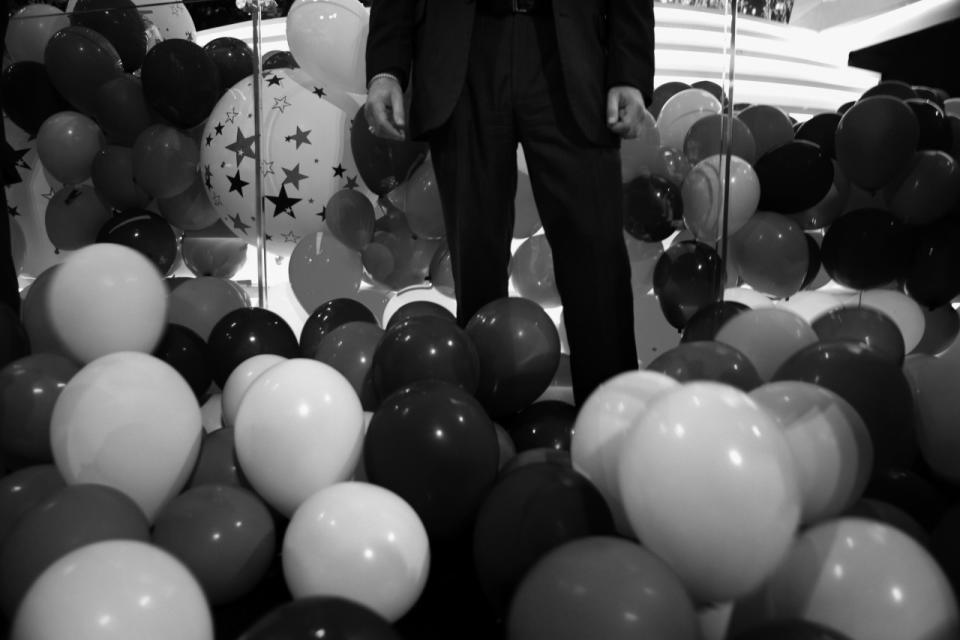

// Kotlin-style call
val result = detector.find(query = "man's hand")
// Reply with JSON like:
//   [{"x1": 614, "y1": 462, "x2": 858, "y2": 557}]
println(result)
[
  {"x1": 606, "y1": 85, "x2": 649, "y2": 139},
  {"x1": 364, "y1": 75, "x2": 407, "y2": 141}
]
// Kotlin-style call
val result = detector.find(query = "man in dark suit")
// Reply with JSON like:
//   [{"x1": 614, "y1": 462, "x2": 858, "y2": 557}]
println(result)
[{"x1": 365, "y1": 0, "x2": 655, "y2": 405}]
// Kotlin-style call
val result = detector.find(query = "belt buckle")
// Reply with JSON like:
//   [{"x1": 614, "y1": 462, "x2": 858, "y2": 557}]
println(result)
[{"x1": 512, "y1": 0, "x2": 531, "y2": 13}]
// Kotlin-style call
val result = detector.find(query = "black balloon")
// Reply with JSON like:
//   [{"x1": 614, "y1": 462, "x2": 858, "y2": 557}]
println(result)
[
  {"x1": 498, "y1": 447, "x2": 572, "y2": 478},
  {"x1": 207, "y1": 308, "x2": 299, "y2": 387},
  {"x1": 238, "y1": 596, "x2": 401, "y2": 640},
  {"x1": 866, "y1": 467, "x2": 950, "y2": 532},
  {"x1": 364, "y1": 380, "x2": 499, "y2": 541},
  {"x1": 649, "y1": 81, "x2": 690, "y2": 119},
  {"x1": 755, "y1": 140, "x2": 834, "y2": 214},
  {"x1": 43, "y1": 25, "x2": 123, "y2": 115},
  {"x1": 861, "y1": 80, "x2": 918, "y2": 101},
  {"x1": 691, "y1": 79, "x2": 724, "y2": 105},
  {"x1": 96, "y1": 209, "x2": 179, "y2": 276},
  {"x1": 795, "y1": 112, "x2": 841, "y2": 159},
  {"x1": 299, "y1": 298, "x2": 377, "y2": 357},
  {"x1": 811, "y1": 306, "x2": 905, "y2": 365},
  {"x1": 912, "y1": 86, "x2": 946, "y2": 110},
  {"x1": 680, "y1": 300, "x2": 750, "y2": 342},
  {"x1": 0, "y1": 304, "x2": 30, "y2": 369},
  {"x1": 773, "y1": 340, "x2": 916, "y2": 473},
  {"x1": 820, "y1": 208, "x2": 913, "y2": 290},
  {"x1": 152, "y1": 323, "x2": 212, "y2": 398},
  {"x1": 622, "y1": 174, "x2": 684, "y2": 242},
  {"x1": 473, "y1": 462, "x2": 614, "y2": 612},
  {"x1": 0, "y1": 62, "x2": 70, "y2": 135},
  {"x1": 141, "y1": 39, "x2": 221, "y2": 129},
  {"x1": 386, "y1": 300, "x2": 456, "y2": 329},
  {"x1": 204, "y1": 37, "x2": 254, "y2": 94},
  {"x1": 905, "y1": 98, "x2": 952, "y2": 152},
  {"x1": 94, "y1": 74, "x2": 155, "y2": 146},
  {"x1": 71, "y1": 0, "x2": 146, "y2": 72},
  {"x1": 371, "y1": 315, "x2": 480, "y2": 399},
  {"x1": 262, "y1": 50, "x2": 298, "y2": 70},
  {"x1": 501, "y1": 400, "x2": 577, "y2": 453},
  {"x1": 350, "y1": 106, "x2": 429, "y2": 195},
  {"x1": 647, "y1": 340, "x2": 762, "y2": 391},
  {"x1": 653, "y1": 240, "x2": 725, "y2": 329}
]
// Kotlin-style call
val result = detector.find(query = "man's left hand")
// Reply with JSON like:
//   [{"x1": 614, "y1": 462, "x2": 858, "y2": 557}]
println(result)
[{"x1": 606, "y1": 86, "x2": 649, "y2": 139}]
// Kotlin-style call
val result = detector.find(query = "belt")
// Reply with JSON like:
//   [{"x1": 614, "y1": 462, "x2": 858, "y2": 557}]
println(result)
[{"x1": 477, "y1": 0, "x2": 549, "y2": 15}]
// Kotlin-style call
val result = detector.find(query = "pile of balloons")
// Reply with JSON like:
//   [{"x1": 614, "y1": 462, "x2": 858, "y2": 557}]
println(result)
[
  {"x1": 5, "y1": 246, "x2": 960, "y2": 639},
  {"x1": 621, "y1": 79, "x2": 960, "y2": 333},
  {"x1": 5, "y1": 0, "x2": 960, "y2": 637},
  {"x1": 0, "y1": 235, "x2": 582, "y2": 638}
]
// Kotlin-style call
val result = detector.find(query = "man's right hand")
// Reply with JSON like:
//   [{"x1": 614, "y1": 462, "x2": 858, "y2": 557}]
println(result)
[{"x1": 364, "y1": 75, "x2": 407, "y2": 141}]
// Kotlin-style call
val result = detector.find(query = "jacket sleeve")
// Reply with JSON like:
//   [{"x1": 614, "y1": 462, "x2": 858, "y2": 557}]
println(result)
[
  {"x1": 606, "y1": 0, "x2": 656, "y2": 105},
  {"x1": 365, "y1": 0, "x2": 418, "y2": 91}
]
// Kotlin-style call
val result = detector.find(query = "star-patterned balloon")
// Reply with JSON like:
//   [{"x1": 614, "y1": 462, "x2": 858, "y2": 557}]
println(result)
[
  {"x1": 201, "y1": 67, "x2": 370, "y2": 257},
  {"x1": 130, "y1": 0, "x2": 197, "y2": 43},
  {"x1": 3, "y1": 117, "x2": 72, "y2": 277}
]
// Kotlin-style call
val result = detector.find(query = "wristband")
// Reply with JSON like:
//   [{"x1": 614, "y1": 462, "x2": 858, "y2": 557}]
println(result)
[{"x1": 368, "y1": 72, "x2": 400, "y2": 90}]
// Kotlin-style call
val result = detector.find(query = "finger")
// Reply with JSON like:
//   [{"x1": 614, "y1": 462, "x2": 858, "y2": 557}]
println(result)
[
  {"x1": 389, "y1": 88, "x2": 406, "y2": 129},
  {"x1": 369, "y1": 100, "x2": 403, "y2": 139},
  {"x1": 369, "y1": 100, "x2": 391, "y2": 132},
  {"x1": 606, "y1": 90, "x2": 620, "y2": 125}
]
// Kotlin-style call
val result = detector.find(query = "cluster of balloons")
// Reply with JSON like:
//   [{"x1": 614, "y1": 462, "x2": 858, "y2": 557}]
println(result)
[
  {"x1": 6, "y1": 256, "x2": 960, "y2": 640},
  {"x1": 1, "y1": 0, "x2": 275, "y2": 282},
  {"x1": 0, "y1": 226, "x2": 586, "y2": 636},
  {"x1": 620, "y1": 78, "x2": 960, "y2": 332},
  {"x1": 5, "y1": 0, "x2": 960, "y2": 637}
]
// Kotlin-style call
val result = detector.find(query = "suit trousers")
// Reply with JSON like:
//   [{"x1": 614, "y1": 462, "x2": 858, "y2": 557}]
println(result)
[{"x1": 427, "y1": 10, "x2": 638, "y2": 405}]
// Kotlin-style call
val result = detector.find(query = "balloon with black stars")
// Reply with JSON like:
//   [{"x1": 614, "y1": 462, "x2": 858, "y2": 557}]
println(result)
[{"x1": 200, "y1": 68, "x2": 373, "y2": 257}]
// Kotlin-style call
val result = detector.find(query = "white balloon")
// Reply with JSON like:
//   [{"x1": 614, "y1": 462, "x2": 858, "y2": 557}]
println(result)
[
  {"x1": 571, "y1": 370, "x2": 678, "y2": 534},
  {"x1": 220, "y1": 354, "x2": 287, "y2": 429},
  {"x1": 285, "y1": 0, "x2": 368, "y2": 93},
  {"x1": 50, "y1": 352, "x2": 202, "y2": 521},
  {"x1": 12, "y1": 540, "x2": 212, "y2": 640},
  {"x1": 234, "y1": 358, "x2": 364, "y2": 516},
  {"x1": 751, "y1": 381, "x2": 873, "y2": 525},
  {"x1": 283, "y1": 482, "x2": 429, "y2": 622}
]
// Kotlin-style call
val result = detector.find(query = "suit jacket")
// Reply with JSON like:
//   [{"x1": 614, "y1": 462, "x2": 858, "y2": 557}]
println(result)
[{"x1": 365, "y1": 0, "x2": 655, "y2": 145}]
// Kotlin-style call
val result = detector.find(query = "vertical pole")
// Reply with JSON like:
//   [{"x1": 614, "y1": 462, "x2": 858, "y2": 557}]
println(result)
[
  {"x1": 250, "y1": 0, "x2": 268, "y2": 307},
  {"x1": 718, "y1": 0, "x2": 738, "y2": 300}
]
